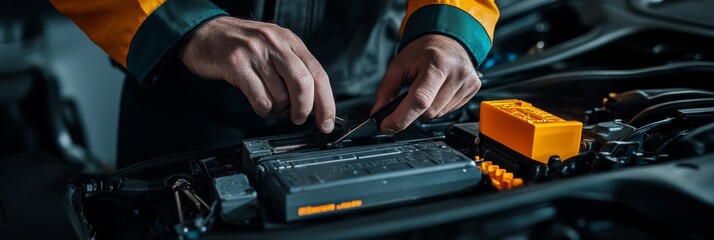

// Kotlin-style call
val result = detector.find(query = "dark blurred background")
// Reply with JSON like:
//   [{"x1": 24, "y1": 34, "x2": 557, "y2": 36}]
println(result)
[{"x1": 1, "y1": 1, "x2": 124, "y2": 168}]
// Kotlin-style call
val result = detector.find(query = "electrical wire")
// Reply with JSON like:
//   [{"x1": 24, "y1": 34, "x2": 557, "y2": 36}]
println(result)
[{"x1": 620, "y1": 117, "x2": 676, "y2": 142}]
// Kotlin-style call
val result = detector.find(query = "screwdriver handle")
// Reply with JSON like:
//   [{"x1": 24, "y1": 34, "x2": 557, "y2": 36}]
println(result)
[{"x1": 371, "y1": 91, "x2": 408, "y2": 126}]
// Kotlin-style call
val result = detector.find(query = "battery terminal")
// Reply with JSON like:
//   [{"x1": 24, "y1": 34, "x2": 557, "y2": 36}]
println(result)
[{"x1": 477, "y1": 160, "x2": 524, "y2": 190}]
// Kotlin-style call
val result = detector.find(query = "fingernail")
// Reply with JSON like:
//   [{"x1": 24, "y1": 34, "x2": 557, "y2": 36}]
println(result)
[
  {"x1": 383, "y1": 128, "x2": 396, "y2": 134},
  {"x1": 294, "y1": 116, "x2": 306, "y2": 125},
  {"x1": 321, "y1": 118, "x2": 334, "y2": 133}
]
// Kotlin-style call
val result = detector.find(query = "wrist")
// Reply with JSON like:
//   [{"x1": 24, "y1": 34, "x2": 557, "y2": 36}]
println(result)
[
  {"x1": 405, "y1": 34, "x2": 474, "y2": 66},
  {"x1": 178, "y1": 16, "x2": 223, "y2": 65},
  {"x1": 178, "y1": 16, "x2": 232, "y2": 80}
]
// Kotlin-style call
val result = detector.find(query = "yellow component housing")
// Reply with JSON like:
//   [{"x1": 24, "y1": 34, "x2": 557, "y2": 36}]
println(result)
[{"x1": 480, "y1": 99, "x2": 583, "y2": 164}]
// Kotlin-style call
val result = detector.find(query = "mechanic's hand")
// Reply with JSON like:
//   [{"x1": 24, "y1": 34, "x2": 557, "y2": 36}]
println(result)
[
  {"x1": 179, "y1": 16, "x2": 336, "y2": 133},
  {"x1": 371, "y1": 34, "x2": 481, "y2": 134}
]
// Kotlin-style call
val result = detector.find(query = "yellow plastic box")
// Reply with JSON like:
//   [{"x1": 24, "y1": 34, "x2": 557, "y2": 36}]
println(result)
[{"x1": 480, "y1": 99, "x2": 582, "y2": 164}]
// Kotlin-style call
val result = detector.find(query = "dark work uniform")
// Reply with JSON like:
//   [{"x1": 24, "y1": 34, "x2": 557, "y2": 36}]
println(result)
[{"x1": 49, "y1": 0, "x2": 499, "y2": 168}]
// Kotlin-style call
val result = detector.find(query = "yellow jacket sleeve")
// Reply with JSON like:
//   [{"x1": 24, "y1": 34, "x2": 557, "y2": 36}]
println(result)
[{"x1": 50, "y1": 0, "x2": 227, "y2": 83}]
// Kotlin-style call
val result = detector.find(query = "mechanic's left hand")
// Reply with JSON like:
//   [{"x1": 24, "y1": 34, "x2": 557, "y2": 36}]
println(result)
[{"x1": 371, "y1": 34, "x2": 482, "y2": 134}]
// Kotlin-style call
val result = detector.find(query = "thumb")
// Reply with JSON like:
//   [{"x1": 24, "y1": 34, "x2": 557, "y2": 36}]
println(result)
[{"x1": 371, "y1": 62, "x2": 404, "y2": 116}]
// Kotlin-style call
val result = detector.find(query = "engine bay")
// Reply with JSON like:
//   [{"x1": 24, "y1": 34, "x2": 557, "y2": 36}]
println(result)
[{"x1": 61, "y1": 1, "x2": 714, "y2": 239}]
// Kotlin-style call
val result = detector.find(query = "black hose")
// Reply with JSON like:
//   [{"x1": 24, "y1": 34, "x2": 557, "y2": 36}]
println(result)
[
  {"x1": 482, "y1": 61, "x2": 714, "y2": 90},
  {"x1": 628, "y1": 98, "x2": 714, "y2": 127}
]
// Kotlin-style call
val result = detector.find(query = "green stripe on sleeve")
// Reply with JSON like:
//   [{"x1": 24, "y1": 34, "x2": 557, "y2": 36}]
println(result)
[
  {"x1": 128, "y1": 0, "x2": 228, "y2": 84},
  {"x1": 399, "y1": 4, "x2": 493, "y2": 68}
]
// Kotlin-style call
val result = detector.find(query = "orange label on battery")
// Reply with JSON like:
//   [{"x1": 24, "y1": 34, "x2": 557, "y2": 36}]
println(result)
[{"x1": 298, "y1": 200, "x2": 363, "y2": 216}]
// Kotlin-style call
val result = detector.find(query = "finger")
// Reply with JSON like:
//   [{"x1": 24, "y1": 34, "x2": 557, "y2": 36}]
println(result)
[
  {"x1": 291, "y1": 44, "x2": 336, "y2": 133},
  {"x1": 272, "y1": 50, "x2": 314, "y2": 125},
  {"x1": 441, "y1": 77, "x2": 481, "y2": 116},
  {"x1": 441, "y1": 90, "x2": 474, "y2": 117},
  {"x1": 371, "y1": 60, "x2": 404, "y2": 116},
  {"x1": 255, "y1": 63, "x2": 290, "y2": 115},
  {"x1": 380, "y1": 67, "x2": 447, "y2": 133},
  {"x1": 451, "y1": 93, "x2": 475, "y2": 115},
  {"x1": 456, "y1": 94, "x2": 474, "y2": 110},
  {"x1": 229, "y1": 68, "x2": 273, "y2": 118},
  {"x1": 420, "y1": 75, "x2": 463, "y2": 120}
]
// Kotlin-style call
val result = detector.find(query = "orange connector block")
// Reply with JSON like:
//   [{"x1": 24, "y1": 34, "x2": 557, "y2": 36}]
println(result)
[
  {"x1": 477, "y1": 160, "x2": 523, "y2": 190},
  {"x1": 480, "y1": 99, "x2": 583, "y2": 164}
]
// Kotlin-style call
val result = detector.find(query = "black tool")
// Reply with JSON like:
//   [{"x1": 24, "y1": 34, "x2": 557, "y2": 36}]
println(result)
[{"x1": 329, "y1": 91, "x2": 409, "y2": 145}]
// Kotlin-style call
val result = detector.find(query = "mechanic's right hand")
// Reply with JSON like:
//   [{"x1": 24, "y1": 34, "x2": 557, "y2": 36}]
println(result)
[{"x1": 178, "y1": 16, "x2": 336, "y2": 133}]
